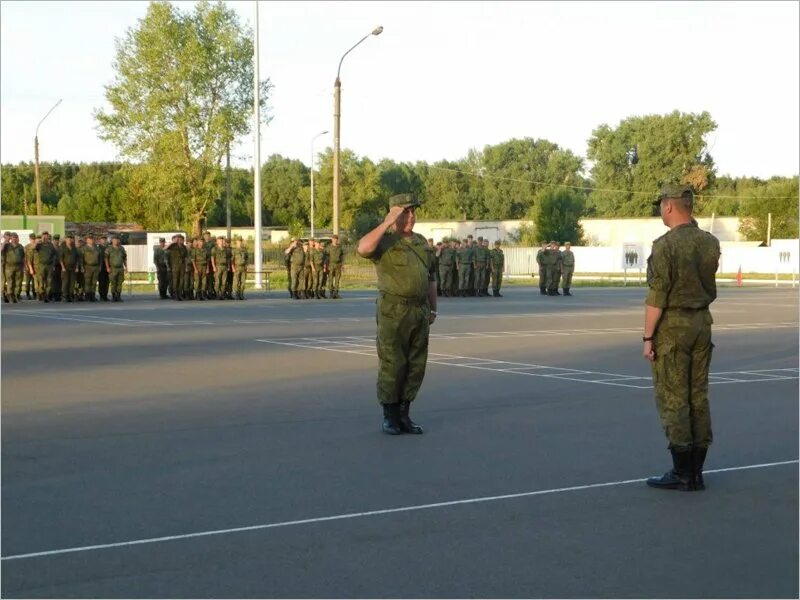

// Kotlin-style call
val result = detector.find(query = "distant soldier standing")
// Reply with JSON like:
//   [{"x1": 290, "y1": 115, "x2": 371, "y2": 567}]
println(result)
[
  {"x1": 357, "y1": 194, "x2": 437, "y2": 435},
  {"x1": 456, "y1": 237, "x2": 474, "y2": 297},
  {"x1": 327, "y1": 235, "x2": 345, "y2": 299},
  {"x1": 51, "y1": 234, "x2": 63, "y2": 301},
  {"x1": 473, "y1": 237, "x2": 489, "y2": 296},
  {"x1": 3, "y1": 233, "x2": 25, "y2": 303},
  {"x1": 105, "y1": 236, "x2": 128, "y2": 302},
  {"x1": 34, "y1": 232, "x2": 57, "y2": 302},
  {"x1": 224, "y1": 238, "x2": 234, "y2": 300},
  {"x1": 211, "y1": 237, "x2": 230, "y2": 300},
  {"x1": 302, "y1": 241, "x2": 314, "y2": 299},
  {"x1": 202, "y1": 231, "x2": 216, "y2": 298},
  {"x1": 428, "y1": 238, "x2": 441, "y2": 296},
  {"x1": 311, "y1": 240, "x2": 325, "y2": 298},
  {"x1": 59, "y1": 234, "x2": 80, "y2": 302},
  {"x1": 74, "y1": 237, "x2": 86, "y2": 300},
  {"x1": 438, "y1": 239, "x2": 455, "y2": 297},
  {"x1": 490, "y1": 240, "x2": 505, "y2": 297},
  {"x1": 183, "y1": 238, "x2": 196, "y2": 300},
  {"x1": 543, "y1": 241, "x2": 561, "y2": 296},
  {"x1": 97, "y1": 234, "x2": 110, "y2": 301},
  {"x1": 232, "y1": 236, "x2": 249, "y2": 300},
  {"x1": 1, "y1": 231, "x2": 10, "y2": 303},
  {"x1": 535, "y1": 242, "x2": 547, "y2": 295},
  {"x1": 643, "y1": 184, "x2": 720, "y2": 492},
  {"x1": 167, "y1": 234, "x2": 187, "y2": 300},
  {"x1": 192, "y1": 237, "x2": 210, "y2": 301},
  {"x1": 80, "y1": 234, "x2": 101, "y2": 301},
  {"x1": 285, "y1": 238, "x2": 305, "y2": 299},
  {"x1": 24, "y1": 232, "x2": 36, "y2": 300},
  {"x1": 154, "y1": 237, "x2": 169, "y2": 299},
  {"x1": 284, "y1": 237, "x2": 296, "y2": 298},
  {"x1": 560, "y1": 241, "x2": 575, "y2": 296}
]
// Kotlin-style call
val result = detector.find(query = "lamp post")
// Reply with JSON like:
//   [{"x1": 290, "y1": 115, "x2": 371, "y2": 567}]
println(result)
[
  {"x1": 310, "y1": 130, "x2": 328, "y2": 238},
  {"x1": 34, "y1": 99, "x2": 62, "y2": 216},
  {"x1": 332, "y1": 25, "x2": 382, "y2": 236},
  {"x1": 253, "y1": 0, "x2": 263, "y2": 289}
]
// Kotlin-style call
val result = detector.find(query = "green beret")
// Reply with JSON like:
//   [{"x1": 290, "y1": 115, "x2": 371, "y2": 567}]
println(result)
[
  {"x1": 53, "y1": 234, "x2": 60, "y2": 240},
  {"x1": 389, "y1": 193, "x2": 421, "y2": 209},
  {"x1": 29, "y1": 232, "x2": 36, "y2": 239}
]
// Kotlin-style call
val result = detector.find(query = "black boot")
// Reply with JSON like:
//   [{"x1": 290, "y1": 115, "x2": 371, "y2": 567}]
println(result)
[
  {"x1": 646, "y1": 448, "x2": 694, "y2": 491},
  {"x1": 563, "y1": 288, "x2": 572, "y2": 296},
  {"x1": 540, "y1": 288, "x2": 547, "y2": 296},
  {"x1": 382, "y1": 403, "x2": 402, "y2": 435},
  {"x1": 3, "y1": 294, "x2": 8, "y2": 303},
  {"x1": 691, "y1": 446, "x2": 708, "y2": 491},
  {"x1": 398, "y1": 401, "x2": 423, "y2": 434}
]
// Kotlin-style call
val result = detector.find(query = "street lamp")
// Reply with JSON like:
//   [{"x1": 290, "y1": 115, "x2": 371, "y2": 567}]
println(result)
[
  {"x1": 332, "y1": 25, "x2": 383, "y2": 236},
  {"x1": 34, "y1": 99, "x2": 62, "y2": 215},
  {"x1": 310, "y1": 130, "x2": 328, "y2": 238}
]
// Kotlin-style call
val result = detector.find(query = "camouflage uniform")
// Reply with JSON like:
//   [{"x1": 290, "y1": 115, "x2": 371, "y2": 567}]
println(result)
[
  {"x1": 3, "y1": 241, "x2": 25, "y2": 302},
  {"x1": 24, "y1": 235, "x2": 36, "y2": 299},
  {"x1": 288, "y1": 244, "x2": 305, "y2": 299},
  {"x1": 212, "y1": 242, "x2": 230, "y2": 300},
  {"x1": 80, "y1": 241, "x2": 101, "y2": 301},
  {"x1": 490, "y1": 243, "x2": 504, "y2": 297},
  {"x1": 59, "y1": 241, "x2": 80, "y2": 301},
  {"x1": 367, "y1": 194, "x2": 435, "y2": 435},
  {"x1": 105, "y1": 243, "x2": 127, "y2": 301},
  {"x1": 166, "y1": 240, "x2": 187, "y2": 300},
  {"x1": 456, "y1": 241, "x2": 474, "y2": 296},
  {"x1": 438, "y1": 243, "x2": 456, "y2": 297},
  {"x1": 311, "y1": 244, "x2": 325, "y2": 298},
  {"x1": 327, "y1": 241, "x2": 345, "y2": 299},
  {"x1": 535, "y1": 246, "x2": 547, "y2": 295},
  {"x1": 232, "y1": 242, "x2": 249, "y2": 300},
  {"x1": 473, "y1": 241, "x2": 489, "y2": 296},
  {"x1": 560, "y1": 247, "x2": 575, "y2": 295},
  {"x1": 192, "y1": 242, "x2": 210, "y2": 300},
  {"x1": 34, "y1": 238, "x2": 57, "y2": 301}
]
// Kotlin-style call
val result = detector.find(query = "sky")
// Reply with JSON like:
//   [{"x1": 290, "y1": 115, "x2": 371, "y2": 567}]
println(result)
[{"x1": 1, "y1": 0, "x2": 798, "y2": 179}]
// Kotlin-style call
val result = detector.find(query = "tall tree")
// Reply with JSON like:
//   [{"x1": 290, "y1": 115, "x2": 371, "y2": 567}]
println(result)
[
  {"x1": 532, "y1": 188, "x2": 586, "y2": 244},
  {"x1": 587, "y1": 111, "x2": 717, "y2": 216},
  {"x1": 95, "y1": 1, "x2": 270, "y2": 235}
]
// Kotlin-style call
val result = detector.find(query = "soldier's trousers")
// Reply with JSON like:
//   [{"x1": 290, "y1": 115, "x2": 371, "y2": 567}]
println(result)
[
  {"x1": 651, "y1": 309, "x2": 714, "y2": 450},
  {"x1": 538, "y1": 267, "x2": 546, "y2": 290},
  {"x1": 170, "y1": 265, "x2": 184, "y2": 297},
  {"x1": 194, "y1": 266, "x2": 208, "y2": 296},
  {"x1": 546, "y1": 266, "x2": 560, "y2": 292},
  {"x1": 84, "y1": 267, "x2": 98, "y2": 297},
  {"x1": 303, "y1": 267, "x2": 313, "y2": 293},
  {"x1": 290, "y1": 266, "x2": 304, "y2": 292},
  {"x1": 439, "y1": 265, "x2": 454, "y2": 293},
  {"x1": 52, "y1": 266, "x2": 62, "y2": 299},
  {"x1": 185, "y1": 269, "x2": 194, "y2": 296},
  {"x1": 474, "y1": 264, "x2": 487, "y2": 291},
  {"x1": 375, "y1": 294, "x2": 431, "y2": 405},
  {"x1": 561, "y1": 268, "x2": 574, "y2": 289},
  {"x1": 25, "y1": 270, "x2": 34, "y2": 295},
  {"x1": 233, "y1": 268, "x2": 246, "y2": 296},
  {"x1": 491, "y1": 269, "x2": 503, "y2": 292},
  {"x1": 62, "y1": 269, "x2": 76, "y2": 298},
  {"x1": 458, "y1": 264, "x2": 473, "y2": 291},
  {"x1": 225, "y1": 270, "x2": 233, "y2": 295},
  {"x1": 4, "y1": 267, "x2": 23, "y2": 298},
  {"x1": 98, "y1": 268, "x2": 109, "y2": 298},
  {"x1": 75, "y1": 271, "x2": 85, "y2": 297},
  {"x1": 214, "y1": 268, "x2": 228, "y2": 296},
  {"x1": 206, "y1": 272, "x2": 215, "y2": 296},
  {"x1": 109, "y1": 268, "x2": 124, "y2": 296},
  {"x1": 35, "y1": 266, "x2": 52, "y2": 298},
  {"x1": 328, "y1": 265, "x2": 342, "y2": 293},
  {"x1": 157, "y1": 266, "x2": 169, "y2": 297},
  {"x1": 313, "y1": 269, "x2": 324, "y2": 295}
]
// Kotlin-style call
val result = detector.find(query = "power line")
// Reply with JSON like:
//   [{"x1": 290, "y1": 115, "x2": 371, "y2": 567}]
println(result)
[{"x1": 424, "y1": 164, "x2": 797, "y2": 201}]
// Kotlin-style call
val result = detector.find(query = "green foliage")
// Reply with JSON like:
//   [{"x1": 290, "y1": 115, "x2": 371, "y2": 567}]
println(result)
[
  {"x1": 532, "y1": 188, "x2": 586, "y2": 244},
  {"x1": 587, "y1": 111, "x2": 717, "y2": 216},
  {"x1": 736, "y1": 177, "x2": 799, "y2": 240},
  {"x1": 95, "y1": 1, "x2": 270, "y2": 235},
  {"x1": 508, "y1": 222, "x2": 538, "y2": 246}
]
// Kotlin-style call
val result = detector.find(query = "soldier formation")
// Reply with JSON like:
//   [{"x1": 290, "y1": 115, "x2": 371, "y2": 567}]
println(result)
[
  {"x1": 535, "y1": 240, "x2": 575, "y2": 297},
  {"x1": 153, "y1": 232, "x2": 250, "y2": 301},
  {"x1": 434, "y1": 235, "x2": 506, "y2": 297},
  {"x1": 284, "y1": 234, "x2": 345, "y2": 299},
  {"x1": 1, "y1": 230, "x2": 122, "y2": 303}
]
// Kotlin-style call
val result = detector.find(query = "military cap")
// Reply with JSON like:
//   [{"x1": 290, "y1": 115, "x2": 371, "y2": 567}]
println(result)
[
  {"x1": 494, "y1": 240, "x2": 501, "y2": 246},
  {"x1": 203, "y1": 231, "x2": 211, "y2": 235},
  {"x1": 65, "y1": 234, "x2": 74, "y2": 239},
  {"x1": 217, "y1": 236, "x2": 225, "y2": 240},
  {"x1": 85, "y1": 233, "x2": 94, "y2": 239},
  {"x1": 29, "y1": 232, "x2": 36, "y2": 239},
  {"x1": 477, "y1": 236, "x2": 484, "y2": 241},
  {"x1": 53, "y1": 234, "x2": 60, "y2": 240},
  {"x1": 159, "y1": 237, "x2": 166, "y2": 242},
  {"x1": 3, "y1": 231, "x2": 11, "y2": 237},
  {"x1": 388, "y1": 193, "x2": 421, "y2": 209},
  {"x1": 654, "y1": 183, "x2": 694, "y2": 206}
]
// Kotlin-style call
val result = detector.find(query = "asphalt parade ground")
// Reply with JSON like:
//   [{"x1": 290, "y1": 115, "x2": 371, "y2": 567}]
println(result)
[{"x1": 2, "y1": 286, "x2": 798, "y2": 598}]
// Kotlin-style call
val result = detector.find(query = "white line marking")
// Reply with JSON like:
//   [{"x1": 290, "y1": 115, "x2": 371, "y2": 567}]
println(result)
[
  {"x1": 8, "y1": 312, "x2": 139, "y2": 326},
  {"x1": 2, "y1": 459, "x2": 795, "y2": 562}
]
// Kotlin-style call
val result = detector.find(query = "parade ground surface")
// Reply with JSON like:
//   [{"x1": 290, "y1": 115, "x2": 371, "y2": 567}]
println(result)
[{"x1": 2, "y1": 286, "x2": 798, "y2": 599}]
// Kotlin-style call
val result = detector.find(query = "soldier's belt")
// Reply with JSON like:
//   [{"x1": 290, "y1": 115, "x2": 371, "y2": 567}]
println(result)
[
  {"x1": 664, "y1": 306, "x2": 708, "y2": 312},
  {"x1": 379, "y1": 292, "x2": 428, "y2": 306}
]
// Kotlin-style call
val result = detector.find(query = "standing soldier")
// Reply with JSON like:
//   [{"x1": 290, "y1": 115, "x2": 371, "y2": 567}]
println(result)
[
  {"x1": 97, "y1": 234, "x2": 110, "y2": 301},
  {"x1": 223, "y1": 238, "x2": 234, "y2": 300},
  {"x1": 192, "y1": 237, "x2": 210, "y2": 301},
  {"x1": 450, "y1": 240, "x2": 460, "y2": 296},
  {"x1": 320, "y1": 240, "x2": 330, "y2": 298},
  {"x1": 232, "y1": 236, "x2": 249, "y2": 300},
  {"x1": 644, "y1": 185, "x2": 720, "y2": 492},
  {"x1": 549, "y1": 241, "x2": 563, "y2": 296},
  {"x1": 284, "y1": 237, "x2": 295, "y2": 298},
  {"x1": 1, "y1": 231, "x2": 10, "y2": 303},
  {"x1": 285, "y1": 238, "x2": 305, "y2": 300},
  {"x1": 541, "y1": 241, "x2": 559, "y2": 296},
  {"x1": 357, "y1": 194, "x2": 437, "y2": 435},
  {"x1": 74, "y1": 237, "x2": 86, "y2": 300},
  {"x1": 473, "y1": 237, "x2": 489, "y2": 296},
  {"x1": 24, "y1": 232, "x2": 36, "y2": 300},
  {"x1": 59, "y1": 234, "x2": 80, "y2": 302},
  {"x1": 182, "y1": 238, "x2": 195, "y2": 300},
  {"x1": 311, "y1": 240, "x2": 325, "y2": 299},
  {"x1": 302, "y1": 241, "x2": 314, "y2": 299},
  {"x1": 561, "y1": 241, "x2": 575, "y2": 296},
  {"x1": 211, "y1": 237, "x2": 230, "y2": 300},
  {"x1": 535, "y1": 241, "x2": 547, "y2": 295},
  {"x1": 202, "y1": 231, "x2": 215, "y2": 298},
  {"x1": 456, "y1": 238, "x2": 474, "y2": 297},
  {"x1": 326, "y1": 235, "x2": 345, "y2": 299},
  {"x1": 34, "y1": 232, "x2": 57, "y2": 302},
  {"x1": 3, "y1": 233, "x2": 25, "y2": 303},
  {"x1": 490, "y1": 240, "x2": 505, "y2": 297},
  {"x1": 428, "y1": 238, "x2": 441, "y2": 296},
  {"x1": 80, "y1": 234, "x2": 101, "y2": 302},
  {"x1": 154, "y1": 237, "x2": 169, "y2": 299},
  {"x1": 50, "y1": 234, "x2": 63, "y2": 301},
  {"x1": 167, "y1": 234, "x2": 187, "y2": 300},
  {"x1": 104, "y1": 236, "x2": 128, "y2": 302},
  {"x1": 438, "y1": 239, "x2": 455, "y2": 297}
]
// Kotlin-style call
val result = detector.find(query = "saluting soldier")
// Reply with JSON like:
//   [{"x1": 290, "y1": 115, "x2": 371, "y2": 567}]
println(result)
[
  {"x1": 59, "y1": 234, "x2": 80, "y2": 302},
  {"x1": 232, "y1": 236, "x2": 249, "y2": 300},
  {"x1": 105, "y1": 236, "x2": 128, "y2": 302},
  {"x1": 80, "y1": 234, "x2": 101, "y2": 301},
  {"x1": 643, "y1": 185, "x2": 720, "y2": 492},
  {"x1": 285, "y1": 238, "x2": 305, "y2": 299},
  {"x1": 327, "y1": 235, "x2": 345, "y2": 299},
  {"x1": 357, "y1": 193, "x2": 437, "y2": 435}
]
